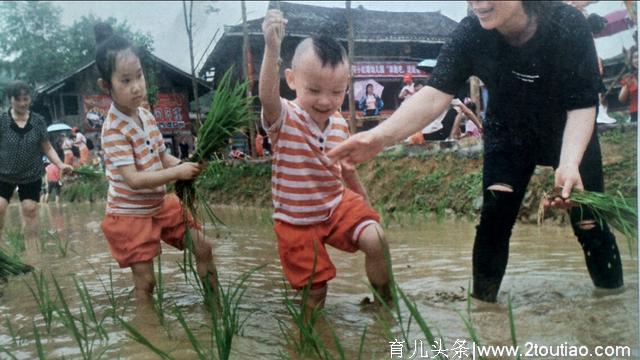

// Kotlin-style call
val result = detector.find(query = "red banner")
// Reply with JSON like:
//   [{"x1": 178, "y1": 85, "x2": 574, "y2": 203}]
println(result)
[
  {"x1": 82, "y1": 93, "x2": 190, "y2": 133},
  {"x1": 152, "y1": 93, "x2": 189, "y2": 131},
  {"x1": 352, "y1": 62, "x2": 428, "y2": 78}
]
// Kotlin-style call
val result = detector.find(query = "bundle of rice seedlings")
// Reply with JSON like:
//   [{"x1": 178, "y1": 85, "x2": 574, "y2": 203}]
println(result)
[
  {"x1": 72, "y1": 165, "x2": 103, "y2": 179},
  {"x1": 0, "y1": 248, "x2": 32, "y2": 278},
  {"x1": 539, "y1": 188, "x2": 637, "y2": 256},
  {"x1": 175, "y1": 67, "x2": 253, "y2": 214}
]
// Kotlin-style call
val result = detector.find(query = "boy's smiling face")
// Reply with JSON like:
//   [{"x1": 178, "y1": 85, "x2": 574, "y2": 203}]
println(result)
[{"x1": 285, "y1": 51, "x2": 349, "y2": 127}]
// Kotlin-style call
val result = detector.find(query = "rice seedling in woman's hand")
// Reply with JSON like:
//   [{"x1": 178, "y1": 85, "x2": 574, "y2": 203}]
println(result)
[
  {"x1": 72, "y1": 165, "x2": 103, "y2": 179},
  {"x1": 175, "y1": 67, "x2": 254, "y2": 214},
  {"x1": 539, "y1": 187, "x2": 637, "y2": 256}
]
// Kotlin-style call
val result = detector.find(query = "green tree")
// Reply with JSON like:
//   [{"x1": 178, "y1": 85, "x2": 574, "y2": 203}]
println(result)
[
  {"x1": 63, "y1": 14, "x2": 155, "y2": 69},
  {"x1": 0, "y1": 1, "x2": 68, "y2": 86},
  {"x1": 0, "y1": 1, "x2": 155, "y2": 93}
]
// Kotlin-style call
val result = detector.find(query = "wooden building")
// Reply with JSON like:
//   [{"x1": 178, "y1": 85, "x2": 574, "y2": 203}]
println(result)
[{"x1": 200, "y1": 1, "x2": 458, "y2": 119}]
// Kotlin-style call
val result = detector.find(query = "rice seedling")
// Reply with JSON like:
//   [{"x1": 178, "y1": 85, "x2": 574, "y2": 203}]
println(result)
[
  {"x1": 202, "y1": 264, "x2": 264, "y2": 360},
  {"x1": 46, "y1": 230, "x2": 69, "y2": 258},
  {"x1": 540, "y1": 188, "x2": 637, "y2": 256},
  {"x1": 508, "y1": 294, "x2": 520, "y2": 360},
  {"x1": 5, "y1": 227, "x2": 25, "y2": 255},
  {"x1": 51, "y1": 274, "x2": 109, "y2": 359},
  {"x1": 25, "y1": 271, "x2": 56, "y2": 333},
  {"x1": 4, "y1": 317, "x2": 19, "y2": 347},
  {"x1": 176, "y1": 67, "x2": 253, "y2": 215},
  {"x1": 32, "y1": 320, "x2": 45, "y2": 360},
  {"x1": 73, "y1": 276, "x2": 109, "y2": 341},
  {"x1": 277, "y1": 283, "x2": 328, "y2": 358},
  {"x1": 0, "y1": 246, "x2": 32, "y2": 278},
  {"x1": 455, "y1": 286, "x2": 486, "y2": 360},
  {"x1": 154, "y1": 254, "x2": 166, "y2": 325},
  {"x1": 72, "y1": 165, "x2": 104, "y2": 180},
  {"x1": 0, "y1": 345, "x2": 16, "y2": 360},
  {"x1": 116, "y1": 316, "x2": 173, "y2": 360},
  {"x1": 123, "y1": 264, "x2": 263, "y2": 360}
]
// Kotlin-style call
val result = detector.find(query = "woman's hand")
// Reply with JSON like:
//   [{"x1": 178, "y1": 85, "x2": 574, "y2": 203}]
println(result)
[
  {"x1": 59, "y1": 163, "x2": 73, "y2": 176},
  {"x1": 544, "y1": 164, "x2": 583, "y2": 209},
  {"x1": 327, "y1": 130, "x2": 385, "y2": 169}
]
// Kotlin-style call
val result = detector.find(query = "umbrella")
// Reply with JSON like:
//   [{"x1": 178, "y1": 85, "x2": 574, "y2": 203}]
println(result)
[
  {"x1": 353, "y1": 79, "x2": 384, "y2": 101},
  {"x1": 417, "y1": 58, "x2": 437, "y2": 72},
  {"x1": 594, "y1": 9, "x2": 633, "y2": 38},
  {"x1": 47, "y1": 123, "x2": 72, "y2": 132}
]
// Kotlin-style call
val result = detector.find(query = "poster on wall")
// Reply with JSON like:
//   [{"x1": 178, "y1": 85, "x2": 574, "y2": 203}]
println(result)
[
  {"x1": 82, "y1": 93, "x2": 190, "y2": 133},
  {"x1": 152, "y1": 93, "x2": 190, "y2": 131},
  {"x1": 82, "y1": 95, "x2": 111, "y2": 132}
]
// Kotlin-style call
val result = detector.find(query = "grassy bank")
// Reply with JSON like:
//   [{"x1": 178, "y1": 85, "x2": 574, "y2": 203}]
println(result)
[{"x1": 61, "y1": 127, "x2": 637, "y2": 224}]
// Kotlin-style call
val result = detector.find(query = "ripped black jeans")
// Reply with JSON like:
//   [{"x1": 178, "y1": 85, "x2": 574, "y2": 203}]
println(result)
[{"x1": 472, "y1": 132, "x2": 624, "y2": 302}]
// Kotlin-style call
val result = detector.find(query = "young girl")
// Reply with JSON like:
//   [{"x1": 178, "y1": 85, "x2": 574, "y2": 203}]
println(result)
[{"x1": 94, "y1": 23, "x2": 218, "y2": 306}]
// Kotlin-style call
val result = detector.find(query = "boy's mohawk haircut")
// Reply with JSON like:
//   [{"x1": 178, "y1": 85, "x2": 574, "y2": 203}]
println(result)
[{"x1": 311, "y1": 34, "x2": 347, "y2": 68}]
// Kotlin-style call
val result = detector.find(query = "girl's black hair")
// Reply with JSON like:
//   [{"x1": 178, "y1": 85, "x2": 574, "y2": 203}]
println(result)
[
  {"x1": 5, "y1": 80, "x2": 31, "y2": 99},
  {"x1": 310, "y1": 34, "x2": 347, "y2": 68},
  {"x1": 94, "y1": 23, "x2": 138, "y2": 84}
]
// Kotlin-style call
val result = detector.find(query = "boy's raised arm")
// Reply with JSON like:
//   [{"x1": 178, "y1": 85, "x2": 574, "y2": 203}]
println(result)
[{"x1": 259, "y1": 9, "x2": 286, "y2": 126}]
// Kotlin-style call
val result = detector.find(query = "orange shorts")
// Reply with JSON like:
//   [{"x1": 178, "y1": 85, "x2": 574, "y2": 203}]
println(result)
[
  {"x1": 274, "y1": 189, "x2": 380, "y2": 289},
  {"x1": 101, "y1": 194, "x2": 200, "y2": 268}
]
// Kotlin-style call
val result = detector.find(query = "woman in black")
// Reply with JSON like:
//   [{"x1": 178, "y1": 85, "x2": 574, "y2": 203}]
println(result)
[
  {"x1": 0, "y1": 81, "x2": 72, "y2": 235},
  {"x1": 328, "y1": 1, "x2": 624, "y2": 302}
]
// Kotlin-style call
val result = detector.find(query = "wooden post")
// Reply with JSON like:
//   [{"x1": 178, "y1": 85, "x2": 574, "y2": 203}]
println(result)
[
  {"x1": 241, "y1": 0, "x2": 256, "y2": 157},
  {"x1": 346, "y1": 1, "x2": 357, "y2": 134},
  {"x1": 469, "y1": 76, "x2": 481, "y2": 113},
  {"x1": 182, "y1": 0, "x2": 201, "y2": 127}
]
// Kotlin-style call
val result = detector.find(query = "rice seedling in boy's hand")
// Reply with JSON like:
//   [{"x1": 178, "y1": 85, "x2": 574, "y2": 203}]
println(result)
[
  {"x1": 175, "y1": 67, "x2": 253, "y2": 215},
  {"x1": 540, "y1": 187, "x2": 637, "y2": 256}
]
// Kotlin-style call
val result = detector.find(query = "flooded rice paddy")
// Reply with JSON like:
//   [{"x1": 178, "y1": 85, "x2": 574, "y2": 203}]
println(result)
[{"x1": 0, "y1": 202, "x2": 637, "y2": 359}]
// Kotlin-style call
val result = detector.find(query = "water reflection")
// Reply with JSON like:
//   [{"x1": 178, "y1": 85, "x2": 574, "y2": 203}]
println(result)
[{"x1": 0, "y1": 202, "x2": 637, "y2": 359}]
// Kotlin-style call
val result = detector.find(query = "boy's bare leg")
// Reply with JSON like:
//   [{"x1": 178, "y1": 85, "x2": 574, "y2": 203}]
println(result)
[
  {"x1": 358, "y1": 223, "x2": 392, "y2": 304},
  {"x1": 190, "y1": 228, "x2": 219, "y2": 296},
  {"x1": 303, "y1": 284, "x2": 327, "y2": 322},
  {"x1": 130, "y1": 261, "x2": 156, "y2": 311}
]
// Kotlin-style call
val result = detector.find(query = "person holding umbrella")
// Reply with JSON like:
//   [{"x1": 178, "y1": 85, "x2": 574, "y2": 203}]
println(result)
[
  {"x1": 329, "y1": 1, "x2": 624, "y2": 302},
  {"x1": 0, "y1": 81, "x2": 72, "y2": 236}
]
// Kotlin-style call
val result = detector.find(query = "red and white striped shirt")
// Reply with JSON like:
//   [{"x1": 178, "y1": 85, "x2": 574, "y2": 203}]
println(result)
[
  {"x1": 263, "y1": 98, "x2": 349, "y2": 225},
  {"x1": 101, "y1": 104, "x2": 166, "y2": 216}
]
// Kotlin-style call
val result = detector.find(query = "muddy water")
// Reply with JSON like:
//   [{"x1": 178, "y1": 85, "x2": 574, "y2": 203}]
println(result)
[{"x1": 0, "y1": 203, "x2": 637, "y2": 359}]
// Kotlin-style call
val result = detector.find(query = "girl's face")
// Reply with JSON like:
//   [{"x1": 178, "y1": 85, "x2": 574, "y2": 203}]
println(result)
[
  {"x1": 467, "y1": 1, "x2": 525, "y2": 31},
  {"x1": 109, "y1": 49, "x2": 147, "y2": 116},
  {"x1": 10, "y1": 90, "x2": 31, "y2": 116},
  {"x1": 366, "y1": 85, "x2": 373, "y2": 95}
]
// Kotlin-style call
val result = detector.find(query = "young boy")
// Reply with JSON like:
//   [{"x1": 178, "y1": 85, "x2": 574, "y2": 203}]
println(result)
[{"x1": 259, "y1": 9, "x2": 391, "y2": 312}]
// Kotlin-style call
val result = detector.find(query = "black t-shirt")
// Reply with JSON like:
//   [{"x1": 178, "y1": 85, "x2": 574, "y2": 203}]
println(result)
[
  {"x1": 427, "y1": 3, "x2": 601, "y2": 163},
  {"x1": 0, "y1": 110, "x2": 49, "y2": 184}
]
